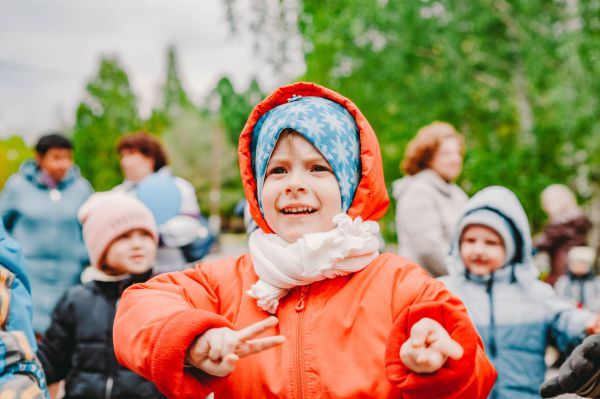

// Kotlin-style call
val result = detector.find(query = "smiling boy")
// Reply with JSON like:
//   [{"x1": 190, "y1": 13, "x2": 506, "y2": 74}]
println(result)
[{"x1": 113, "y1": 82, "x2": 496, "y2": 399}]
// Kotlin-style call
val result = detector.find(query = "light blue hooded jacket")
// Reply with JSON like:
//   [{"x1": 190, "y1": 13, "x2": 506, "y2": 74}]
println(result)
[
  {"x1": 0, "y1": 160, "x2": 92, "y2": 333},
  {"x1": 440, "y1": 186, "x2": 594, "y2": 399}
]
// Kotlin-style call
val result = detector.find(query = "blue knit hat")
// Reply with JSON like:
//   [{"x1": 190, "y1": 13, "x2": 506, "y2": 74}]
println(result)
[{"x1": 251, "y1": 96, "x2": 361, "y2": 213}]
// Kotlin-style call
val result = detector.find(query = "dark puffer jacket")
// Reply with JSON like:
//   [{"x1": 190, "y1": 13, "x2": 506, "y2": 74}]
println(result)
[{"x1": 37, "y1": 272, "x2": 164, "y2": 399}]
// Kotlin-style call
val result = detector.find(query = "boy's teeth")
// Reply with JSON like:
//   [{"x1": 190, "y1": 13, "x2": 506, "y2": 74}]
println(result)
[{"x1": 283, "y1": 206, "x2": 315, "y2": 214}]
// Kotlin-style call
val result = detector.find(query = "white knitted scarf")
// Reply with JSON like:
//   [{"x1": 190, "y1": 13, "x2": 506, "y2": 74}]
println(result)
[{"x1": 247, "y1": 213, "x2": 380, "y2": 313}]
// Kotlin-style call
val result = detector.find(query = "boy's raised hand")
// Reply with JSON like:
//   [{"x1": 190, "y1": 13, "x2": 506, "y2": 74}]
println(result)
[
  {"x1": 185, "y1": 316, "x2": 286, "y2": 377},
  {"x1": 400, "y1": 317, "x2": 464, "y2": 374}
]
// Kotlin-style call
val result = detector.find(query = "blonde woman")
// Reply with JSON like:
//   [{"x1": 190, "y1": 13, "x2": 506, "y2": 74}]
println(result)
[
  {"x1": 393, "y1": 122, "x2": 467, "y2": 277},
  {"x1": 534, "y1": 184, "x2": 591, "y2": 285}
]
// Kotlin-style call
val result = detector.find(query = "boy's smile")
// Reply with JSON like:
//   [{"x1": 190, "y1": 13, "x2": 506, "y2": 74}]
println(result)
[{"x1": 261, "y1": 132, "x2": 342, "y2": 243}]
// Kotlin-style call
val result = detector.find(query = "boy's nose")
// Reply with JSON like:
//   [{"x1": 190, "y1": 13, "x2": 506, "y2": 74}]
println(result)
[
  {"x1": 285, "y1": 174, "x2": 308, "y2": 194},
  {"x1": 285, "y1": 182, "x2": 307, "y2": 194}
]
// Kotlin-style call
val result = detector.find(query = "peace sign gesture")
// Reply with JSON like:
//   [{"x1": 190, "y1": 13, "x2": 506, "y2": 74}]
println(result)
[{"x1": 185, "y1": 316, "x2": 286, "y2": 377}]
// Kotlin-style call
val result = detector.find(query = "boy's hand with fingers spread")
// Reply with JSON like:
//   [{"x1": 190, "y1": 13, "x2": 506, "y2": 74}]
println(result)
[
  {"x1": 400, "y1": 317, "x2": 464, "y2": 374},
  {"x1": 185, "y1": 316, "x2": 286, "y2": 377}
]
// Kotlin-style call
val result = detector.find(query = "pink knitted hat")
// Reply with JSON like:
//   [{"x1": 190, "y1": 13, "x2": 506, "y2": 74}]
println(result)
[{"x1": 78, "y1": 192, "x2": 158, "y2": 268}]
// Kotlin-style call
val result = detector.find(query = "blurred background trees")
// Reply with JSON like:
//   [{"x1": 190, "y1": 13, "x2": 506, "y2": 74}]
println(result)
[
  {"x1": 2, "y1": 0, "x2": 599, "y2": 237},
  {"x1": 228, "y1": 0, "x2": 600, "y2": 236},
  {"x1": 71, "y1": 57, "x2": 141, "y2": 191},
  {"x1": 0, "y1": 136, "x2": 31, "y2": 185}
]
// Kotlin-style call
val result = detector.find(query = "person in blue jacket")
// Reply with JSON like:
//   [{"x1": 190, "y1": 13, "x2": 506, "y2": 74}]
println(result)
[
  {"x1": 0, "y1": 133, "x2": 92, "y2": 335},
  {"x1": 440, "y1": 186, "x2": 600, "y2": 399},
  {"x1": 0, "y1": 219, "x2": 49, "y2": 398}
]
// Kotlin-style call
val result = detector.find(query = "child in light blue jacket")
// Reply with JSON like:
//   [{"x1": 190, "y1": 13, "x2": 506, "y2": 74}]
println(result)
[{"x1": 440, "y1": 186, "x2": 600, "y2": 399}]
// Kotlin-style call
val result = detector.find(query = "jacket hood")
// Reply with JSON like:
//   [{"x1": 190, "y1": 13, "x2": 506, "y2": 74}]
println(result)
[
  {"x1": 447, "y1": 186, "x2": 538, "y2": 280},
  {"x1": 238, "y1": 82, "x2": 389, "y2": 233},
  {"x1": 19, "y1": 159, "x2": 81, "y2": 189},
  {"x1": 392, "y1": 175, "x2": 413, "y2": 201}
]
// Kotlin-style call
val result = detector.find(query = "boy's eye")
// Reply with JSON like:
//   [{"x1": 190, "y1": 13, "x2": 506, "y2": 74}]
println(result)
[
  {"x1": 268, "y1": 166, "x2": 287, "y2": 175},
  {"x1": 311, "y1": 164, "x2": 330, "y2": 172}
]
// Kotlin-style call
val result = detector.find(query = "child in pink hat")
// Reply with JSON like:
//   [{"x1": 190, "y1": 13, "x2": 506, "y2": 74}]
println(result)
[{"x1": 36, "y1": 193, "x2": 165, "y2": 399}]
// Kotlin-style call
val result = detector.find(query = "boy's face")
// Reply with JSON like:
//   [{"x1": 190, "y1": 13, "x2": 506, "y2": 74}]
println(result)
[
  {"x1": 261, "y1": 133, "x2": 342, "y2": 243},
  {"x1": 119, "y1": 149, "x2": 155, "y2": 182},
  {"x1": 460, "y1": 225, "x2": 506, "y2": 276},
  {"x1": 36, "y1": 148, "x2": 73, "y2": 182},
  {"x1": 103, "y1": 229, "x2": 156, "y2": 275}
]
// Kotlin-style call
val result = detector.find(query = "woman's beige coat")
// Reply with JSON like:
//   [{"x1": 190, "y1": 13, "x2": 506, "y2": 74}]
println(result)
[{"x1": 393, "y1": 169, "x2": 467, "y2": 277}]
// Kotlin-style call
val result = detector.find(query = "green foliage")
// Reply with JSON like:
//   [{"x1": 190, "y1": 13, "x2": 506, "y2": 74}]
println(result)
[
  {"x1": 154, "y1": 46, "x2": 195, "y2": 134},
  {"x1": 211, "y1": 77, "x2": 264, "y2": 147},
  {"x1": 0, "y1": 136, "x2": 32, "y2": 189},
  {"x1": 67, "y1": 48, "x2": 258, "y2": 227},
  {"x1": 163, "y1": 46, "x2": 193, "y2": 114},
  {"x1": 161, "y1": 110, "x2": 240, "y2": 216},
  {"x1": 72, "y1": 56, "x2": 142, "y2": 190},
  {"x1": 294, "y1": 0, "x2": 600, "y2": 236}
]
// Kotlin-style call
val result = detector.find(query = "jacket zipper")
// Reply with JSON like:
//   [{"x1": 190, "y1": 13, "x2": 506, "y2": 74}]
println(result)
[
  {"x1": 105, "y1": 293, "x2": 119, "y2": 399},
  {"x1": 486, "y1": 275, "x2": 497, "y2": 358},
  {"x1": 104, "y1": 376, "x2": 114, "y2": 399},
  {"x1": 294, "y1": 286, "x2": 308, "y2": 399},
  {"x1": 578, "y1": 279, "x2": 585, "y2": 308}
]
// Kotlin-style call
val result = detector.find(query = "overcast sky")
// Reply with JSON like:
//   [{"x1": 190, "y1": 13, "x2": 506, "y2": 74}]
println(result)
[{"x1": 0, "y1": 0, "x2": 302, "y2": 143}]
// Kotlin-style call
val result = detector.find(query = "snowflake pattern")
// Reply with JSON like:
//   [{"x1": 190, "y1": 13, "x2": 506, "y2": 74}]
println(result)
[{"x1": 251, "y1": 96, "x2": 360, "y2": 212}]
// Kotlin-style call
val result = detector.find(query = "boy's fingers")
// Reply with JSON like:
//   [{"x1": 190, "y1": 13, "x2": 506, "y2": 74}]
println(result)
[
  {"x1": 192, "y1": 336, "x2": 209, "y2": 357},
  {"x1": 435, "y1": 338, "x2": 464, "y2": 360},
  {"x1": 418, "y1": 350, "x2": 443, "y2": 367},
  {"x1": 223, "y1": 353, "x2": 240, "y2": 367},
  {"x1": 237, "y1": 335, "x2": 286, "y2": 357},
  {"x1": 236, "y1": 316, "x2": 279, "y2": 341},
  {"x1": 200, "y1": 353, "x2": 240, "y2": 377},
  {"x1": 410, "y1": 319, "x2": 435, "y2": 347},
  {"x1": 222, "y1": 333, "x2": 240, "y2": 357},
  {"x1": 208, "y1": 334, "x2": 224, "y2": 361}
]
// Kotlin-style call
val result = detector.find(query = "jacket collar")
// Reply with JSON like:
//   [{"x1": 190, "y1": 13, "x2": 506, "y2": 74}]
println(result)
[
  {"x1": 19, "y1": 159, "x2": 79, "y2": 190},
  {"x1": 415, "y1": 169, "x2": 454, "y2": 197}
]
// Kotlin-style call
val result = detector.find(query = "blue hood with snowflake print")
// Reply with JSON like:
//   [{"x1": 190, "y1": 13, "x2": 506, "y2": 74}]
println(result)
[{"x1": 251, "y1": 96, "x2": 360, "y2": 213}]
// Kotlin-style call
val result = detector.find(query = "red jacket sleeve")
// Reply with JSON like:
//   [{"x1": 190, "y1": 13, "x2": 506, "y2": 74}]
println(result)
[
  {"x1": 385, "y1": 280, "x2": 496, "y2": 399},
  {"x1": 113, "y1": 266, "x2": 234, "y2": 399}
]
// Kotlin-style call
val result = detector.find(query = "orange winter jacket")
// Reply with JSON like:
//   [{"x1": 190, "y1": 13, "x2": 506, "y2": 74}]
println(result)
[{"x1": 113, "y1": 82, "x2": 496, "y2": 399}]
